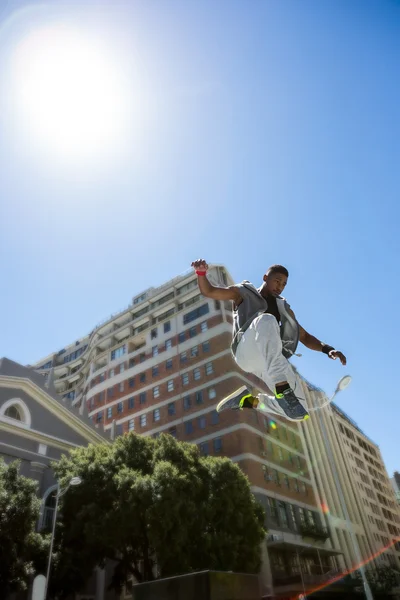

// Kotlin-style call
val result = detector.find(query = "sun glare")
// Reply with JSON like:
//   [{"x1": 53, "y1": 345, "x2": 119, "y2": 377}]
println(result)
[{"x1": 9, "y1": 24, "x2": 132, "y2": 165}]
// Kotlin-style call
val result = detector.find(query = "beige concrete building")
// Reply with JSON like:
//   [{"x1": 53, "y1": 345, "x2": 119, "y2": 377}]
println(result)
[{"x1": 301, "y1": 377, "x2": 400, "y2": 579}]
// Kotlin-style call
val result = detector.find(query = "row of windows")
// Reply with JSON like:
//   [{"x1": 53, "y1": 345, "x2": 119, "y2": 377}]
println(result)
[
  {"x1": 98, "y1": 361, "x2": 215, "y2": 405},
  {"x1": 93, "y1": 319, "x2": 211, "y2": 386},
  {"x1": 262, "y1": 465, "x2": 308, "y2": 495},
  {"x1": 118, "y1": 408, "x2": 220, "y2": 432},
  {"x1": 95, "y1": 387, "x2": 218, "y2": 420},
  {"x1": 259, "y1": 495, "x2": 320, "y2": 533},
  {"x1": 63, "y1": 345, "x2": 88, "y2": 364},
  {"x1": 259, "y1": 437, "x2": 303, "y2": 470}
]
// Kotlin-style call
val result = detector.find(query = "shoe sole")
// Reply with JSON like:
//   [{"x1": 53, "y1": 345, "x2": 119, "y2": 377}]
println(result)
[
  {"x1": 216, "y1": 386, "x2": 248, "y2": 413},
  {"x1": 275, "y1": 397, "x2": 309, "y2": 422}
]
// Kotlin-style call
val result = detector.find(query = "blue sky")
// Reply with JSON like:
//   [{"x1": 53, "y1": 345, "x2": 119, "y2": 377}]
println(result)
[{"x1": 0, "y1": 0, "x2": 399, "y2": 474}]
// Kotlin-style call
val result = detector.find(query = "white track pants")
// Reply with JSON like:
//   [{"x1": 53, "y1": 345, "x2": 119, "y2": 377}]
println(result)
[{"x1": 234, "y1": 313, "x2": 307, "y2": 420}]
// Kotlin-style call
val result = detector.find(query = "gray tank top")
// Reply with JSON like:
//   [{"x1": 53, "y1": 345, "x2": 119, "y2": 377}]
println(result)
[{"x1": 231, "y1": 281, "x2": 299, "y2": 359}]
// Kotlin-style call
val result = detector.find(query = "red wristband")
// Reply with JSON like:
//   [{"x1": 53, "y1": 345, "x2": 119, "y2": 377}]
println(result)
[{"x1": 196, "y1": 271, "x2": 207, "y2": 276}]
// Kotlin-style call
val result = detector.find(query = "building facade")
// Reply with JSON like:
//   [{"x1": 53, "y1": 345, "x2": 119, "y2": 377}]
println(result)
[
  {"x1": 391, "y1": 472, "x2": 400, "y2": 505},
  {"x1": 0, "y1": 357, "x2": 112, "y2": 600},
  {"x1": 300, "y1": 377, "x2": 400, "y2": 592}
]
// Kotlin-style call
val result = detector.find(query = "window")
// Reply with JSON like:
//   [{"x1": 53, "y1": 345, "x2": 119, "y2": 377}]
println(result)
[
  {"x1": 278, "y1": 501, "x2": 288, "y2": 528},
  {"x1": 119, "y1": 363, "x2": 125, "y2": 374},
  {"x1": 140, "y1": 392, "x2": 146, "y2": 404},
  {"x1": 153, "y1": 386, "x2": 160, "y2": 398},
  {"x1": 169, "y1": 426, "x2": 177, "y2": 438},
  {"x1": 307, "y1": 510, "x2": 315, "y2": 527},
  {"x1": 183, "y1": 395, "x2": 191, "y2": 410},
  {"x1": 151, "y1": 328, "x2": 158, "y2": 339},
  {"x1": 185, "y1": 421, "x2": 193, "y2": 434},
  {"x1": 109, "y1": 368, "x2": 115, "y2": 378},
  {"x1": 167, "y1": 380, "x2": 174, "y2": 392},
  {"x1": 189, "y1": 326, "x2": 197, "y2": 338},
  {"x1": 205, "y1": 362, "x2": 213, "y2": 375},
  {"x1": 107, "y1": 387, "x2": 114, "y2": 398},
  {"x1": 4, "y1": 405, "x2": 22, "y2": 421},
  {"x1": 128, "y1": 397, "x2": 134, "y2": 409},
  {"x1": 107, "y1": 407, "x2": 112, "y2": 418},
  {"x1": 273, "y1": 470, "x2": 280, "y2": 485},
  {"x1": 213, "y1": 438, "x2": 222, "y2": 453},
  {"x1": 298, "y1": 507, "x2": 306, "y2": 525},
  {"x1": 117, "y1": 402, "x2": 123, "y2": 413},
  {"x1": 111, "y1": 345, "x2": 126, "y2": 360},
  {"x1": 201, "y1": 321, "x2": 208, "y2": 332},
  {"x1": 128, "y1": 419, "x2": 135, "y2": 431},
  {"x1": 178, "y1": 332, "x2": 186, "y2": 343},
  {"x1": 96, "y1": 412, "x2": 103, "y2": 422},
  {"x1": 211, "y1": 410, "x2": 219, "y2": 425},
  {"x1": 301, "y1": 482, "x2": 307, "y2": 495},
  {"x1": 168, "y1": 402, "x2": 176, "y2": 416},
  {"x1": 152, "y1": 366, "x2": 159, "y2": 377},
  {"x1": 208, "y1": 388, "x2": 216, "y2": 400},
  {"x1": 182, "y1": 373, "x2": 189, "y2": 386},
  {"x1": 140, "y1": 353, "x2": 146, "y2": 363},
  {"x1": 199, "y1": 442, "x2": 209, "y2": 456},
  {"x1": 165, "y1": 339, "x2": 172, "y2": 350},
  {"x1": 153, "y1": 408, "x2": 160, "y2": 421},
  {"x1": 129, "y1": 358, "x2": 135, "y2": 368},
  {"x1": 268, "y1": 497, "x2": 278, "y2": 520},
  {"x1": 164, "y1": 321, "x2": 171, "y2": 333},
  {"x1": 183, "y1": 303, "x2": 210, "y2": 324},
  {"x1": 140, "y1": 373, "x2": 146, "y2": 383},
  {"x1": 166, "y1": 358, "x2": 173, "y2": 370},
  {"x1": 195, "y1": 391, "x2": 203, "y2": 404},
  {"x1": 202, "y1": 341, "x2": 210, "y2": 353},
  {"x1": 191, "y1": 346, "x2": 199, "y2": 357},
  {"x1": 277, "y1": 447, "x2": 284, "y2": 461},
  {"x1": 294, "y1": 479, "x2": 300, "y2": 493},
  {"x1": 198, "y1": 416, "x2": 206, "y2": 429},
  {"x1": 116, "y1": 424, "x2": 123, "y2": 436},
  {"x1": 194, "y1": 368, "x2": 201, "y2": 381},
  {"x1": 288, "y1": 504, "x2": 298, "y2": 530},
  {"x1": 283, "y1": 475, "x2": 290, "y2": 488},
  {"x1": 119, "y1": 382, "x2": 124, "y2": 392},
  {"x1": 152, "y1": 346, "x2": 159, "y2": 357},
  {"x1": 180, "y1": 351, "x2": 187, "y2": 363},
  {"x1": 140, "y1": 414, "x2": 147, "y2": 427}
]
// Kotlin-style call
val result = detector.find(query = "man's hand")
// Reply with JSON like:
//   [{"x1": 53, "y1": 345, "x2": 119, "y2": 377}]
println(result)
[
  {"x1": 329, "y1": 350, "x2": 347, "y2": 366},
  {"x1": 191, "y1": 259, "x2": 209, "y2": 272}
]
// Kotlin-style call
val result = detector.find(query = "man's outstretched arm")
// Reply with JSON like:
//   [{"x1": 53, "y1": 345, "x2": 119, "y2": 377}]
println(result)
[
  {"x1": 191, "y1": 258, "x2": 243, "y2": 305},
  {"x1": 299, "y1": 325, "x2": 347, "y2": 365}
]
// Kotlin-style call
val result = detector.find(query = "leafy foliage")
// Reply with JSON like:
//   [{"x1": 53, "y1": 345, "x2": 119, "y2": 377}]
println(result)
[
  {"x1": 0, "y1": 460, "x2": 47, "y2": 596},
  {"x1": 50, "y1": 433, "x2": 265, "y2": 597}
]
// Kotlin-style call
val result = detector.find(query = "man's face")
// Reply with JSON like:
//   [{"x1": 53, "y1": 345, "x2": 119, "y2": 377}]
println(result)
[{"x1": 263, "y1": 271, "x2": 288, "y2": 297}]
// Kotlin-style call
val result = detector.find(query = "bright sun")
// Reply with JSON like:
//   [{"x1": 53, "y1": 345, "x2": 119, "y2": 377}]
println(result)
[{"x1": 10, "y1": 25, "x2": 132, "y2": 165}]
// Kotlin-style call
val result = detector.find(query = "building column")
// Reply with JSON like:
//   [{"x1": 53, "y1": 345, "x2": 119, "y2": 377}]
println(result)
[
  {"x1": 95, "y1": 566, "x2": 105, "y2": 600},
  {"x1": 259, "y1": 538, "x2": 273, "y2": 599}
]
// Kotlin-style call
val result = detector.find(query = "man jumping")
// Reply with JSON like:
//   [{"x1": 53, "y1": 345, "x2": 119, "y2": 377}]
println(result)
[{"x1": 190, "y1": 259, "x2": 346, "y2": 421}]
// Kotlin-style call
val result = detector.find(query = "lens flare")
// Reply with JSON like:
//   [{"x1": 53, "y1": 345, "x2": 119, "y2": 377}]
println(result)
[
  {"x1": 270, "y1": 420, "x2": 277, "y2": 430},
  {"x1": 290, "y1": 536, "x2": 400, "y2": 600}
]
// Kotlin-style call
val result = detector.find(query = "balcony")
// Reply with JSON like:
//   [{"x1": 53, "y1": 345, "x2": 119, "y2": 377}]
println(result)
[{"x1": 300, "y1": 522, "x2": 330, "y2": 541}]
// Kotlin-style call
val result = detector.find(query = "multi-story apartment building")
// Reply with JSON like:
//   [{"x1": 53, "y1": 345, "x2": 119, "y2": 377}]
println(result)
[
  {"x1": 35, "y1": 266, "x2": 386, "y2": 598},
  {"x1": 391, "y1": 472, "x2": 400, "y2": 505},
  {"x1": 301, "y1": 377, "x2": 400, "y2": 590}
]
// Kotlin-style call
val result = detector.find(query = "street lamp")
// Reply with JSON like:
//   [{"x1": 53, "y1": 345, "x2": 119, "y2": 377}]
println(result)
[{"x1": 44, "y1": 476, "x2": 82, "y2": 600}]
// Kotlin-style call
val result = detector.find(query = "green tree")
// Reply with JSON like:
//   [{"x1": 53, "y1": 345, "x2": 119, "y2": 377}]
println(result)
[
  {"x1": 50, "y1": 433, "x2": 265, "y2": 597},
  {"x1": 355, "y1": 565, "x2": 400, "y2": 595},
  {"x1": 0, "y1": 459, "x2": 47, "y2": 596}
]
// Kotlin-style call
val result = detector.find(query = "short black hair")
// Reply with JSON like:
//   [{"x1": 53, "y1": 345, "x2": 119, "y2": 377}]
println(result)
[{"x1": 267, "y1": 264, "x2": 289, "y2": 277}]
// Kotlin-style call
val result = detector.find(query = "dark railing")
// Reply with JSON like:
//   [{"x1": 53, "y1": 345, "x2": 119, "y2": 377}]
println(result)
[{"x1": 299, "y1": 522, "x2": 330, "y2": 540}]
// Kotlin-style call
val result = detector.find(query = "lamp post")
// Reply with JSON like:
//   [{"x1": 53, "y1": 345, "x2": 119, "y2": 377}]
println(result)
[{"x1": 44, "y1": 476, "x2": 82, "y2": 600}]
